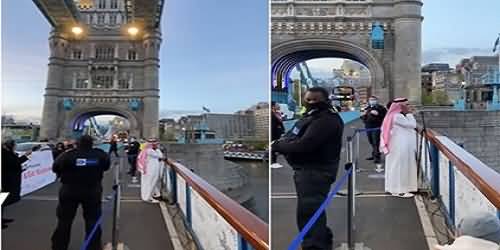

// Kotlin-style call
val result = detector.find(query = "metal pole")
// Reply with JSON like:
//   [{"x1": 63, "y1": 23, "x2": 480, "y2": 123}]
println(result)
[
  {"x1": 111, "y1": 152, "x2": 122, "y2": 250},
  {"x1": 346, "y1": 137, "x2": 354, "y2": 250}
]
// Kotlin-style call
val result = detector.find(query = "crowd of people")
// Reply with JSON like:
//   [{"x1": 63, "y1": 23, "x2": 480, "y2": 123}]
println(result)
[{"x1": 1, "y1": 134, "x2": 172, "y2": 250}]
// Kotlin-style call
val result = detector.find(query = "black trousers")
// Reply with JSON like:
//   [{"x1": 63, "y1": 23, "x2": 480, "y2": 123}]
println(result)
[
  {"x1": 128, "y1": 154, "x2": 138, "y2": 176},
  {"x1": 294, "y1": 169, "x2": 336, "y2": 250},
  {"x1": 51, "y1": 185, "x2": 102, "y2": 250},
  {"x1": 367, "y1": 130, "x2": 382, "y2": 163}
]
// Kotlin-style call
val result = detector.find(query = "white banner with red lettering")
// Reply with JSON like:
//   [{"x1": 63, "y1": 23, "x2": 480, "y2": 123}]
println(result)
[{"x1": 21, "y1": 150, "x2": 56, "y2": 196}]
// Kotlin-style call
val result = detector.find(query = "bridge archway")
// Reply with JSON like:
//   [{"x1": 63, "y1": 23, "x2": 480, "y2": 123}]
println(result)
[
  {"x1": 272, "y1": 38, "x2": 388, "y2": 103},
  {"x1": 64, "y1": 108, "x2": 140, "y2": 140}
]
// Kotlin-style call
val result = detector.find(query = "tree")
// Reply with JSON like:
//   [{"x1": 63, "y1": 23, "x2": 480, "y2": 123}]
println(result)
[
  {"x1": 432, "y1": 90, "x2": 450, "y2": 105},
  {"x1": 422, "y1": 92, "x2": 433, "y2": 105}
]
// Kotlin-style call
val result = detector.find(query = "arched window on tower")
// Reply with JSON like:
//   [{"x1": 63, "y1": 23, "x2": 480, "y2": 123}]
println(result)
[
  {"x1": 97, "y1": 14, "x2": 105, "y2": 24},
  {"x1": 110, "y1": 0, "x2": 118, "y2": 9},
  {"x1": 98, "y1": 0, "x2": 106, "y2": 9},
  {"x1": 109, "y1": 14, "x2": 117, "y2": 25},
  {"x1": 127, "y1": 50, "x2": 137, "y2": 60},
  {"x1": 72, "y1": 49, "x2": 82, "y2": 60}
]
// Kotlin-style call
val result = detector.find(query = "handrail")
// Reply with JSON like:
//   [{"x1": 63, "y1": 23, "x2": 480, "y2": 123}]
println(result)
[
  {"x1": 423, "y1": 128, "x2": 500, "y2": 208},
  {"x1": 166, "y1": 159, "x2": 269, "y2": 250}
]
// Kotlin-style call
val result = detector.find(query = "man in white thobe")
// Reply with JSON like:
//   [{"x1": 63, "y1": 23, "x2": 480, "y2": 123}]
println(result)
[
  {"x1": 380, "y1": 98, "x2": 418, "y2": 198},
  {"x1": 137, "y1": 141, "x2": 164, "y2": 203}
]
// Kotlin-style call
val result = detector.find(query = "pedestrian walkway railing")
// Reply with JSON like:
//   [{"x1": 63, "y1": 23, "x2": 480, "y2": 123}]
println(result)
[
  {"x1": 163, "y1": 160, "x2": 269, "y2": 250},
  {"x1": 418, "y1": 128, "x2": 500, "y2": 231}
]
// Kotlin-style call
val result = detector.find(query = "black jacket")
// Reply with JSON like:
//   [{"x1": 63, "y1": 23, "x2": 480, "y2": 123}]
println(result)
[
  {"x1": 109, "y1": 141, "x2": 118, "y2": 153},
  {"x1": 1, "y1": 148, "x2": 29, "y2": 206},
  {"x1": 361, "y1": 104, "x2": 387, "y2": 128},
  {"x1": 127, "y1": 141, "x2": 141, "y2": 155},
  {"x1": 271, "y1": 113, "x2": 285, "y2": 141},
  {"x1": 53, "y1": 148, "x2": 110, "y2": 187},
  {"x1": 272, "y1": 108, "x2": 344, "y2": 172}
]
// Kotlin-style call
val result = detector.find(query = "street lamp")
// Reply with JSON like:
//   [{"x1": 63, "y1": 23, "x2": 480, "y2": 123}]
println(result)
[
  {"x1": 127, "y1": 26, "x2": 139, "y2": 37},
  {"x1": 71, "y1": 26, "x2": 83, "y2": 36}
]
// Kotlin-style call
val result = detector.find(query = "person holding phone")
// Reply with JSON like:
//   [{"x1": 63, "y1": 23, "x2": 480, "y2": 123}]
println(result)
[{"x1": 1, "y1": 139, "x2": 31, "y2": 229}]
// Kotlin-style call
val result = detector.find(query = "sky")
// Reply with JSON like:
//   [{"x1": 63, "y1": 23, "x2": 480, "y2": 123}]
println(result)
[
  {"x1": 305, "y1": 0, "x2": 500, "y2": 80},
  {"x1": 1, "y1": 0, "x2": 268, "y2": 121},
  {"x1": 2, "y1": 0, "x2": 500, "y2": 121}
]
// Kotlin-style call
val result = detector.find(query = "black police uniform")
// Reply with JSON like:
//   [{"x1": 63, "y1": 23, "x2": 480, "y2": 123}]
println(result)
[
  {"x1": 127, "y1": 141, "x2": 141, "y2": 176},
  {"x1": 272, "y1": 105, "x2": 344, "y2": 250},
  {"x1": 360, "y1": 104, "x2": 387, "y2": 163},
  {"x1": 51, "y1": 147, "x2": 110, "y2": 250}
]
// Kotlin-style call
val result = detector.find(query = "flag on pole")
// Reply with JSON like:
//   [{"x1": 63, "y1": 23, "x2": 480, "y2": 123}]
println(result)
[
  {"x1": 493, "y1": 35, "x2": 500, "y2": 53},
  {"x1": 202, "y1": 106, "x2": 210, "y2": 113}
]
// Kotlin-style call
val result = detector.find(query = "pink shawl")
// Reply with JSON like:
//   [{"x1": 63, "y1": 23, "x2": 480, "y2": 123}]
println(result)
[
  {"x1": 137, "y1": 143, "x2": 152, "y2": 175},
  {"x1": 380, "y1": 98, "x2": 407, "y2": 154}
]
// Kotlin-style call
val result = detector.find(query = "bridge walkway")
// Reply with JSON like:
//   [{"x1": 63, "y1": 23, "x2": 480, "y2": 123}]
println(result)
[
  {"x1": 2, "y1": 149, "x2": 174, "y2": 250},
  {"x1": 271, "y1": 120, "x2": 429, "y2": 250}
]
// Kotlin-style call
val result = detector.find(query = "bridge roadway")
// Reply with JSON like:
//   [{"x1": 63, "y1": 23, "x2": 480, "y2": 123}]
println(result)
[
  {"x1": 2, "y1": 149, "x2": 174, "y2": 250},
  {"x1": 271, "y1": 120, "x2": 429, "y2": 250}
]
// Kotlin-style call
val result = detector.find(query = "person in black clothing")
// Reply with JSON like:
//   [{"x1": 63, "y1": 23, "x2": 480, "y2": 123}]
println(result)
[
  {"x1": 1, "y1": 139, "x2": 31, "y2": 229},
  {"x1": 108, "y1": 137, "x2": 119, "y2": 157},
  {"x1": 270, "y1": 101, "x2": 285, "y2": 166},
  {"x1": 51, "y1": 135, "x2": 110, "y2": 250},
  {"x1": 53, "y1": 142, "x2": 65, "y2": 160},
  {"x1": 360, "y1": 96, "x2": 387, "y2": 164},
  {"x1": 127, "y1": 137, "x2": 141, "y2": 177},
  {"x1": 272, "y1": 87, "x2": 344, "y2": 250}
]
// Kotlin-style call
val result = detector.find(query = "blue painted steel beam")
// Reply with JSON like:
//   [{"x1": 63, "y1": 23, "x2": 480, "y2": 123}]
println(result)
[{"x1": 430, "y1": 143, "x2": 440, "y2": 198}]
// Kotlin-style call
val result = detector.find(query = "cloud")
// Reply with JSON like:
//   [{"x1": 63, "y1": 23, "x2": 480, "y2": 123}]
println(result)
[{"x1": 422, "y1": 48, "x2": 493, "y2": 66}]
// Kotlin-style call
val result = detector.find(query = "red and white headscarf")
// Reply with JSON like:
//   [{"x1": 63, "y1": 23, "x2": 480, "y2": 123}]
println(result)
[
  {"x1": 137, "y1": 139, "x2": 158, "y2": 175},
  {"x1": 380, "y1": 98, "x2": 408, "y2": 154}
]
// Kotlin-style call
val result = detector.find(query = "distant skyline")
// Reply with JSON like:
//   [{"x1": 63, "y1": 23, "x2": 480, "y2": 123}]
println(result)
[{"x1": 1, "y1": 1, "x2": 268, "y2": 121}]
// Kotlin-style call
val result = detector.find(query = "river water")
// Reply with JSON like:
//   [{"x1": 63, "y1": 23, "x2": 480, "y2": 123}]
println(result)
[{"x1": 231, "y1": 160, "x2": 269, "y2": 222}]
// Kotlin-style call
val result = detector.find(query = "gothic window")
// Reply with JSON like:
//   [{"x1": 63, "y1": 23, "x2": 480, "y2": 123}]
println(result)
[
  {"x1": 110, "y1": 0, "x2": 118, "y2": 8},
  {"x1": 109, "y1": 14, "x2": 117, "y2": 25},
  {"x1": 92, "y1": 74, "x2": 114, "y2": 89},
  {"x1": 127, "y1": 50, "x2": 137, "y2": 60},
  {"x1": 95, "y1": 46, "x2": 114, "y2": 60},
  {"x1": 97, "y1": 14, "x2": 105, "y2": 24},
  {"x1": 76, "y1": 78, "x2": 88, "y2": 89},
  {"x1": 98, "y1": 0, "x2": 106, "y2": 9},
  {"x1": 118, "y1": 79, "x2": 129, "y2": 89},
  {"x1": 72, "y1": 49, "x2": 82, "y2": 59}
]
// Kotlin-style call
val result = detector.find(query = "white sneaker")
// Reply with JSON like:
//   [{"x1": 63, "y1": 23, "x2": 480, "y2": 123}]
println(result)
[
  {"x1": 270, "y1": 163, "x2": 284, "y2": 169},
  {"x1": 131, "y1": 177, "x2": 138, "y2": 183},
  {"x1": 375, "y1": 164, "x2": 384, "y2": 173},
  {"x1": 399, "y1": 193, "x2": 414, "y2": 198},
  {"x1": 147, "y1": 199, "x2": 160, "y2": 203}
]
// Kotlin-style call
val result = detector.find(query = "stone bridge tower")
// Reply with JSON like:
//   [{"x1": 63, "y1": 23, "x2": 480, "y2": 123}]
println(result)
[
  {"x1": 271, "y1": 0, "x2": 423, "y2": 104},
  {"x1": 35, "y1": 0, "x2": 164, "y2": 140}
]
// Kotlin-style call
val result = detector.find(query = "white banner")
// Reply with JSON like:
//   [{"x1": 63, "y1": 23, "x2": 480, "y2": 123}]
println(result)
[{"x1": 21, "y1": 150, "x2": 56, "y2": 196}]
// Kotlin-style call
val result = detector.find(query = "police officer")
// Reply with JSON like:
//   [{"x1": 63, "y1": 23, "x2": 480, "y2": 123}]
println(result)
[
  {"x1": 272, "y1": 87, "x2": 344, "y2": 250},
  {"x1": 51, "y1": 135, "x2": 110, "y2": 250},
  {"x1": 360, "y1": 96, "x2": 387, "y2": 164}
]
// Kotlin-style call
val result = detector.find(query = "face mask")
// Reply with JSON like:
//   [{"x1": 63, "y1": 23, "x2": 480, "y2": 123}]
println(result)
[
  {"x1": 305, "y1": 101, "x2": 329, "y2": 111},
  {"x1": 368, "y1": 100, "x2": 377, "y2": 106}
]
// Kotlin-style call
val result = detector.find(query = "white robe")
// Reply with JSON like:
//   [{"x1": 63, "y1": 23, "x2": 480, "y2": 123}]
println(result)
[
  {"x1": 140, "y1": 148, "x2": 164, "y2": 201},
  {"x1": 384, "y1": 113, "x2": 418, "y2": 194}
]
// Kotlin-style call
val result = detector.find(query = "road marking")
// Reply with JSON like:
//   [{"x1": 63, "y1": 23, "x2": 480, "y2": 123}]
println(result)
[
  {"x1": 159, "y1": 201, "x2": 184, "y2": 250},
  {"x1": 414, "y1": 195, "x2": 439, "y2": 250}
]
